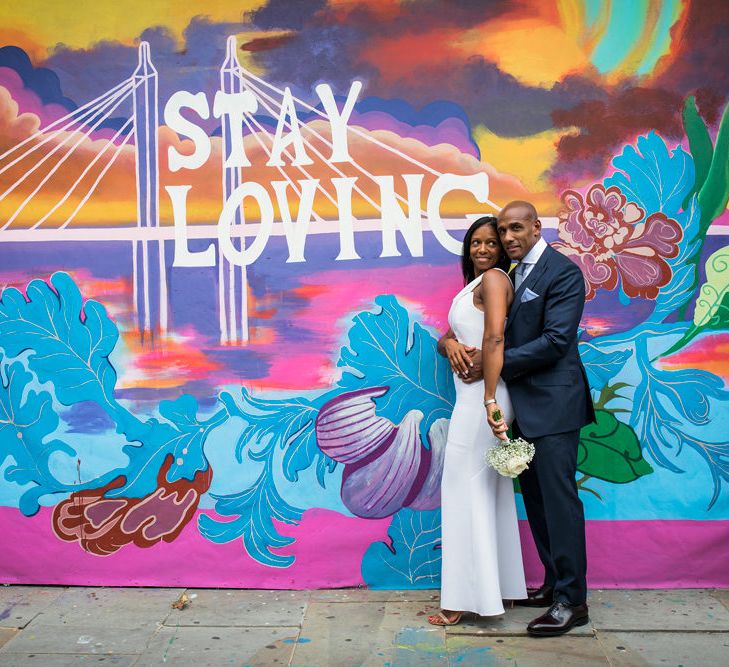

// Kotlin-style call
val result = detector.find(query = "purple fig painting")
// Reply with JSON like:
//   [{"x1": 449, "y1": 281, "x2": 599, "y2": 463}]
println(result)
[{"x1": 316, "y1": 387, "x2": 447, "y2": 518}]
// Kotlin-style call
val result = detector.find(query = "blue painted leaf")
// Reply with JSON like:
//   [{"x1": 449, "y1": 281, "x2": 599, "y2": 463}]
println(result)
[
  {"x1": 337, "y1": 295, "x2": 454, "y2": 438},
  {"x1": 197, "y1": 388, "x2": 334, "y2": 567},
  {"x1": 220, "y1": 387, "x2": 335, "y2": 486},
  {"x1": 632, "y1": 340, "x2": 729, "y2": 507},
  {"x1": 605, "y1": 133, "x2": 702, "y2": 316},
  {"x1": 361, "y1": 508, "x2": 441, "y2": 589},
  {"x1": 651, "y1": 195, "x2": 701, "y2": 320},
  {"x1": 638, "y1": 363, "x2": 725, "y2": 428},
  {"x1": 198, "y1": 460, "x2": 302, "y2": 568},
  {"x1": 588, "y1": 320, "x2": 729, "y2": 505},
  {"x1": 579, "y1": 342, "x2": 632, "y2": 392},
  {"x1": 0, "y1": 273, "x2": 119, "y2": 411},
  {"x1": 0, "y1": 361, "x2": 74, "y2": 514},
  {"x1": 651, "y1": 261, "x2": 698, "y2": 319},
  {"x1": 605, "y1": 132, "x2": 695, "y2": 219},
  {"x1": 111, "y1": 396, "x2": 225, "y2": 498}
]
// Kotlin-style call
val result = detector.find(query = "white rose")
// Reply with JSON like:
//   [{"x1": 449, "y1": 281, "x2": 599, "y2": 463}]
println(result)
[
  {"x1": 502, "y1": 463, "x2": 517, "y2": 477},
  {"x1": 504, "y1": 455, "x2": 530, "y2": 477},
  {"x1": 486, "y1": 440, "x2": 535, "y2": 477}
]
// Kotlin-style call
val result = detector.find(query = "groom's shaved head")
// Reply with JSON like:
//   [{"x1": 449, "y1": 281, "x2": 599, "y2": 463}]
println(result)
[
  {"x1": 498, "y1": 200, "x2": 538, "y2": 221},
  {"x1": 496, "y1": 200, "x2": 542, "y2": 260}
]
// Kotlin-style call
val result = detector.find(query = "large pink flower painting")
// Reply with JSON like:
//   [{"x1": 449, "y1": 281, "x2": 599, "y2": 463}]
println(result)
[{"x1": 555, "y1": 184, "x2": 683, "y2": 300}]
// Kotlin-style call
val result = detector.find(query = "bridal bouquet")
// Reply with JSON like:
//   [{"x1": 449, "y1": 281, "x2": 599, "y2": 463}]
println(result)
[
  {"x1": 486, "y1": 437, "x2": 535, "y2": 477},
  {"x1": 485, "y1": 409, "x2": 535, "y2": 478}
]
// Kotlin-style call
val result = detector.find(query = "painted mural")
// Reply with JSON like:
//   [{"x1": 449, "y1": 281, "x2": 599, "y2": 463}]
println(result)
[{"x1": 0, "y1": 0, "x2": 727, "y2": 589}]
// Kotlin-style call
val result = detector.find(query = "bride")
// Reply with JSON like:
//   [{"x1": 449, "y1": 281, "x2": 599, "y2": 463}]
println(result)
[{"x1": 428, "y1": 215, "x2": 527, "y2": 625}]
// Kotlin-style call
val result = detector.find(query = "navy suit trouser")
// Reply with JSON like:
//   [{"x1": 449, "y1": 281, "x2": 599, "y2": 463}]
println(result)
[{"x1": 513, "y1": 421, "x2": 587, "y2": 606}]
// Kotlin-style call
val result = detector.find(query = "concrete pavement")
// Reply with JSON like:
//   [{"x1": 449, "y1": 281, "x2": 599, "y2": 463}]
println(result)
[{"x1": 1, "y1": 586, "x2": 728, "y2": 666}]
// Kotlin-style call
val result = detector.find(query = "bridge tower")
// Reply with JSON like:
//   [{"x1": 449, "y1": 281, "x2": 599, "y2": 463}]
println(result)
[
  {"x1": 218, "y1": 36, "x2": 249, "y2": 344},
  {"x1": 132, "y1": 41, "x2": 167, "y2": 339}
]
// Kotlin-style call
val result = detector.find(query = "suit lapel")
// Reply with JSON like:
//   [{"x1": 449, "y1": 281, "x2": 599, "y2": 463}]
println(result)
[{"x1": 506, "y1": 244, "x2": 554, "y2": 332}]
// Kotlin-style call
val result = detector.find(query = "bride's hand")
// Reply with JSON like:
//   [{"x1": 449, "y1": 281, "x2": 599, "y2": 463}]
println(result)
[
  {"x1": 486, "y1": 403, "x2": 509, "y2": 441},
  {"x1": 444, "y1": 339, "x2": 474, "y2": 378}
]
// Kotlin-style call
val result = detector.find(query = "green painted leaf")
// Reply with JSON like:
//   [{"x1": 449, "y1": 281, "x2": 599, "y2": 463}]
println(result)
[
  {"x1": 698, "y1": 99, "x2": 729, "y2": 231},
  {"x1": 593, "y1": 381, "x2": 631, "y2": 410},
  {"x1": 681, "y1": 95, "x2": 714, "y2": 211},
  {"x1": 578, "y1": 410, "x2": 653, "y2": 484},
  {"x1": 661, "y1": 246, "x2": 729, "y2": 356},
  {"x1": 690, "y1": 246, "x2": 729, "y2": 329}
]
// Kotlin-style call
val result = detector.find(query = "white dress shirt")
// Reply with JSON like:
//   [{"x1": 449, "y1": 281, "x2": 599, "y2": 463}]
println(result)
[{"x1": 515, "y1": 237, "x2": 548, "y2": 289}]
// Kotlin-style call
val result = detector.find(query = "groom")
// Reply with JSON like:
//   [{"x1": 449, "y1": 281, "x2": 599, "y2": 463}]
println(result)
[{"x1": 487, "y1": 200, "x2": 595, "y2": 637}]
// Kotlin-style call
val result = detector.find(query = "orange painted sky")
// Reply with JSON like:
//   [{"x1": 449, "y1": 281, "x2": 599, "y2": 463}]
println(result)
[
  {"x1": 0, "y1": 96, "x2": 544, "y2": 228},
  {"x1": 0, "y1": 0, "x2": 704, "y2": 229},
  {"x1": 661, "y1": 333, "x2": 729, "y2": 380}
]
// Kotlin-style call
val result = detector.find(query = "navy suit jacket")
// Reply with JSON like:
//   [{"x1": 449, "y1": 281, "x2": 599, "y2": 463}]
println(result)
[{"x1": 502, "y1": 244, "x2": 596, "y2": 439}]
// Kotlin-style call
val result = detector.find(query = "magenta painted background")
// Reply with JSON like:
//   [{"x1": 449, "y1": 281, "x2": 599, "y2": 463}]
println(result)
[{"x1": 1, "y1": 507, "x2": 726, "y2": 589}]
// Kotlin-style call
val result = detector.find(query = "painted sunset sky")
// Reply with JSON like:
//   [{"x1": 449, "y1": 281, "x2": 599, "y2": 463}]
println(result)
[{"x1": 1, "y1": 0, "x2": 728, "y2": 225}]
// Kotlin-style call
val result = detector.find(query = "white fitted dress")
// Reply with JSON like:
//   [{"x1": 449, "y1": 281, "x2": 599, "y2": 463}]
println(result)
[{"x1": 439, "y1": 271, "x2": 527, "y2": 616}]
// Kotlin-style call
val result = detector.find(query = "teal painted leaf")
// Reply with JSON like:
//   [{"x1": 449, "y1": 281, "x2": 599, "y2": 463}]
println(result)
[
  {"x1": 220, "y1": 387, "x2": 335, "y2": 486},
  {"x1": 605, "y1": 131, "x2": 694, "y2": 218},
  {"x1": 199, "y1": 388, "x2": 334, "y2": 567},
  {"x1": 651, "y1": 194, "x2": 702, "y2": 321},
  {"x1": 336, "y1": 295, "x2": 454, "y2": 437},
  {"x1": 0, "y1": 273, "x2": 119, "y2": 412},
  {"x1": 633, "y1": 339, "x2": 729, "y2": 507},
  {"x1": 198, "y1": 460, "x2": 302, "y2": 568},
  {"x1": 579, "y1": 342, "x2": 632, "y2": 392},
  {"x1": 604, "y1": 132, "x2": 702, "y2": 317},
  {"x1": 578, "y1": 410, "x2": 653, "y2": 484},
  {"x1": 361, "y1": 508, "x2": 441, "y2": 589},
  {"x1": 111, "y1": 395, "x2": 225, "y2": 499},
  {"x1": 197, "y1": 383, "x2": 343, "y2": 567},
  {"x1": 0, "y1": 361, "x2": 74, "y2": 514}
]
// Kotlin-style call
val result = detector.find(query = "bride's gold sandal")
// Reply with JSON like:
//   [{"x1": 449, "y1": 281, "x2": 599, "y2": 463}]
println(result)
[{"x1": 427, "y1": 610, "x2": 464, "y2": 626}]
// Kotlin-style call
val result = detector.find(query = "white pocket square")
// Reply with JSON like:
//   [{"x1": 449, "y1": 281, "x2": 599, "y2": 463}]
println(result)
[{"x1": 521, "y1": 288, "x2": 540, "y2": 303}]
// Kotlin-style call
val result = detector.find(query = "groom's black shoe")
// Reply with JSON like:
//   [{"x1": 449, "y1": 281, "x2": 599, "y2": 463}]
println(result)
[
  {"x1": 526, "y1": 601, "x2": 590, "y2": 637},
  {"x1": 514, "y1": 584, "x2": 554, "y2": 608}
]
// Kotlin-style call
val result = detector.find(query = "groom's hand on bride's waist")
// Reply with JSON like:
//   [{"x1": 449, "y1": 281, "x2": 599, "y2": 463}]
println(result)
[{"x1": 462, "y1": 349, "x2": 483, "y2": 383}]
